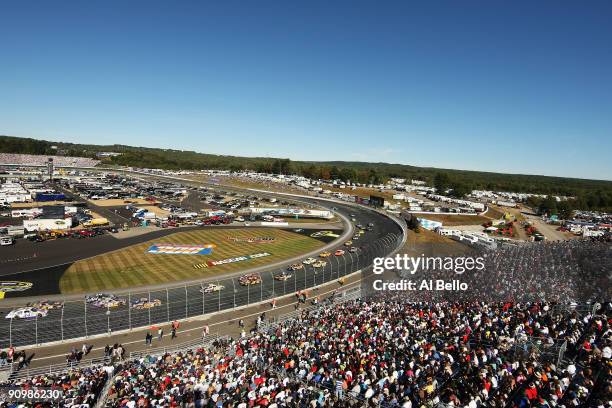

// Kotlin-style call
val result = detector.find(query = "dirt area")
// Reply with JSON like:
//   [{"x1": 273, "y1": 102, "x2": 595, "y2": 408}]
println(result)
[
  {"x1": 91, "y1": 198, "x2": 159, "y2": 207},
  {"x1": 11, "y1": 201, "x2": 72, "y2": 208},
  {"x1": 483, "y1": 206, "x2": 505, "y2": 220},
  {"x1": 497, "y1": 205, "x2": 526, "y2": 222},
  {"x1": 136, "y1": 205, "x2": 171, "y2": 218},
  {"x1": 189, "y1": 175, "x2": 306, "y2": 195},
  {"x1": 523, "y1": 213, "x2": 576, "y2": 241},
  {"x1": 400, "y1": 229, "x2": 477, "y2": 257}
]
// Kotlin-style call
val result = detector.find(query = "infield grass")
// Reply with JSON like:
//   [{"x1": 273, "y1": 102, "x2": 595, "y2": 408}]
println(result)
[{"x1": 59, "y1": 228, "x2": 325, "y2": 294}]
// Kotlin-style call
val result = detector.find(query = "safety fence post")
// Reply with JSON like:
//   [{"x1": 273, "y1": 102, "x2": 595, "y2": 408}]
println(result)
[
  {"x1": 84, "y1": 301, "x2": 88, "y2": 338},
  {"x1": 184, "y1": 284, "x2": 188, "y2": 319},
  {"x1": 165, "y1": 289, "x2": 169, "y2": 323},
  {"x1": 231, "y1": 278, "x2": 236, "y2": 309},
  {"x1": 60, "y1": 306, "x2": 64, "y2": 341}
]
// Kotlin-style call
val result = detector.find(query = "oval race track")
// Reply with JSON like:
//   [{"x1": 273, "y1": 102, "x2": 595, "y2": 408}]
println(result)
[{"x1": 0, "y1": 174, "x2": 403, "y2": 348}]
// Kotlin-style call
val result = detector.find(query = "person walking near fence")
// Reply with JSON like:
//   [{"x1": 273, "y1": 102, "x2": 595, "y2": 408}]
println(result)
[
  {"x1": 171, "y1": 327, "x2": 177, "y2": 340},
  {"x1": 145, "y1": 332, "x2": 152, "y2": 346},
  {"x1": 157, "y1": 327, "x2": 164, "y2": 341}
]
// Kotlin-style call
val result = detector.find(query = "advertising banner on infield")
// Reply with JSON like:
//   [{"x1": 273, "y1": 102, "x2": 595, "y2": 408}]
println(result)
[{"x1": 147, "y1": 244, "x2": 216, "y2": 255}]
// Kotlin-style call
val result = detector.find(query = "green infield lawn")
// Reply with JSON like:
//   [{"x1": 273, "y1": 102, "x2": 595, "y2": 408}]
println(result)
[{"x1": 60, "y1": 228, "x2": 326, "y2": 294}]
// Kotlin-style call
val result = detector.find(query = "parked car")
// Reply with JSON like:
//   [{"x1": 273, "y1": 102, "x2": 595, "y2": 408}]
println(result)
[{"x1": 0, "y1": 236, "x2": 14, "y2": 246}]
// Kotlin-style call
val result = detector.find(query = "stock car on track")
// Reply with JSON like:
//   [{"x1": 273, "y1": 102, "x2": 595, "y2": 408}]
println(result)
[
  {"x1": 349, "y1": 247, "x2": 359, "y2": 253},
  {"x1": 344, "y1": 240, "x2": 353, "y2": 247},
  {"x1": 85, "y1": 293, "x2": 127, "y2": 308},
  {"x1": 287, "y1": 263, "x2": 304, "y2": 271},
  {"x1": 319, "y1": 251, "x2": 332, "y2": 258},
  {"x1": 274, "y1": 272, "x2": 293, "y2": 281},
  {"x1": 6, "y1": 307, "x2": 48, "y2": 320},
  {"x1": 131, "y1": 298, "x2": 162, "y2": 310},
  {"x1": 239, "y1": 273, "x2": 262, "y2": 286},
  {"x1": 334, "y1": 249, "x2": 345, "y2": 256},
  {"x1": 200, "y1": 283, "x2": 225, "y2": 294},
  {"x1": 312, "y1": 260, "x2": 327, "y2": 268},
  {"x1": 26, "y1": 300, "x2": 64, "y2": 310},
  {"x1": 302, "y1": 257, "x2": 317, "y2": 265}
]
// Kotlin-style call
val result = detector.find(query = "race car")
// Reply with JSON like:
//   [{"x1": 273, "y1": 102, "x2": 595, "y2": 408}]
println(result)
[
  {"x1": 6, "y1": 307, "x2": 48, "y2": 320},
  {"x1": 319, "y1": 251, "x2": 332, "y2": 258},
  {"x1": 239, "y1": 273, "x2": 262, "y2": 286},
  {"x1": 312, "y1": 260, "x2": 327, "y2": 268},
  {"x1": 26, "y1": 300, "x2": 64, "y2": 310},
  {"x1": 334, "y1": 249, "x2": 345, "y2": 256},
  {"x1": 200, "y1": 283, "x2": 225, "y2": 294},
  {"x1": 344, "y1": 240, "x2": 353, "y2": 247},
  {"x1": 274, "y1": 272, "x2": 293, "y2": 281},
  {"x1": 131, "y1": 298, "x2": 162, "y2": 310},
  {"x1": 302, "y1": 257, "x2": 317, "y2": 265},
  {"x1": 85, "y1": 293, "x2": 127, "y2": 308},
  {"x1": 349, "y1": 247, "x2": 359, "y2": 253},
  {"x1": 287, "y1": 263, "x2": 304, "y2": 271}
]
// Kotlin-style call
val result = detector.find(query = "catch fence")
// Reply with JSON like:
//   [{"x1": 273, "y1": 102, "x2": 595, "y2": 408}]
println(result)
[{"x1": 0, "y1": 232, "x2": 403, "y2": 349}]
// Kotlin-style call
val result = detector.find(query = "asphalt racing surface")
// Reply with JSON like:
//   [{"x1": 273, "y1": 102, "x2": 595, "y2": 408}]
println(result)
[{"x1": 0, "y1": 176, "x2": 403, "y2": 348}]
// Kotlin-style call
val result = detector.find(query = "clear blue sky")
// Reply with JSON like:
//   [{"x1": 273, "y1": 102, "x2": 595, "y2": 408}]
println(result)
[{"x1": 1, "y1": 1, "x2": 610, "y2": 180}]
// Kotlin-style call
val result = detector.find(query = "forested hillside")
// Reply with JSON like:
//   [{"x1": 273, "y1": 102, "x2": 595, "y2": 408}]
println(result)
[{"x1": 2, "y1": 134, "x2": 611, "y2": 210}]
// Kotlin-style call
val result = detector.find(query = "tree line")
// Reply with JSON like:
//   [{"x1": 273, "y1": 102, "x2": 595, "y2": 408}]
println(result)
[{"x1": 1, "y1": 135, "x2": 611, "y2": 210}]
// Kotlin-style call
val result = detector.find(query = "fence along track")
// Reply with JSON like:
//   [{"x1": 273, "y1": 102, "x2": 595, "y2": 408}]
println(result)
[{"x1": 1, "y1": 232, "x2": 403, "y2": 349}]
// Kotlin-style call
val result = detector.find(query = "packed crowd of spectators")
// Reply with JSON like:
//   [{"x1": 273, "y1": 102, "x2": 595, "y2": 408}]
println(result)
[
  {"x1": 1, "y1": 236, "x2": 610, "y2": 407},
  {"x1": 12, "y1": 297, "x2": 596, "y2": 408},
  {"x1": 398, "y1": 239, "x2": 611, "y2": 303},
  {"x1": 2, "y1": 365, "x2": 112, "y2": 407},
  {"x1": 0, "y1": 297, "x2": 609, "y2": 407},
  {"x1": 0, "y1": 153, "x2": 99, "y2": 167}
]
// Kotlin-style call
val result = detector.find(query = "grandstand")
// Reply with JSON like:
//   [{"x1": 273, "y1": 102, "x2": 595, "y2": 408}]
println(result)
[
  {"x1": 0, "y1": 153, "x2": 99, "y2": 168},
  {"x1": 396, "y1": 239, "x2": 612, "y2": 303},
  {"x1": 0, "y1": 292, "x2": 609, "y2": 407}
]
